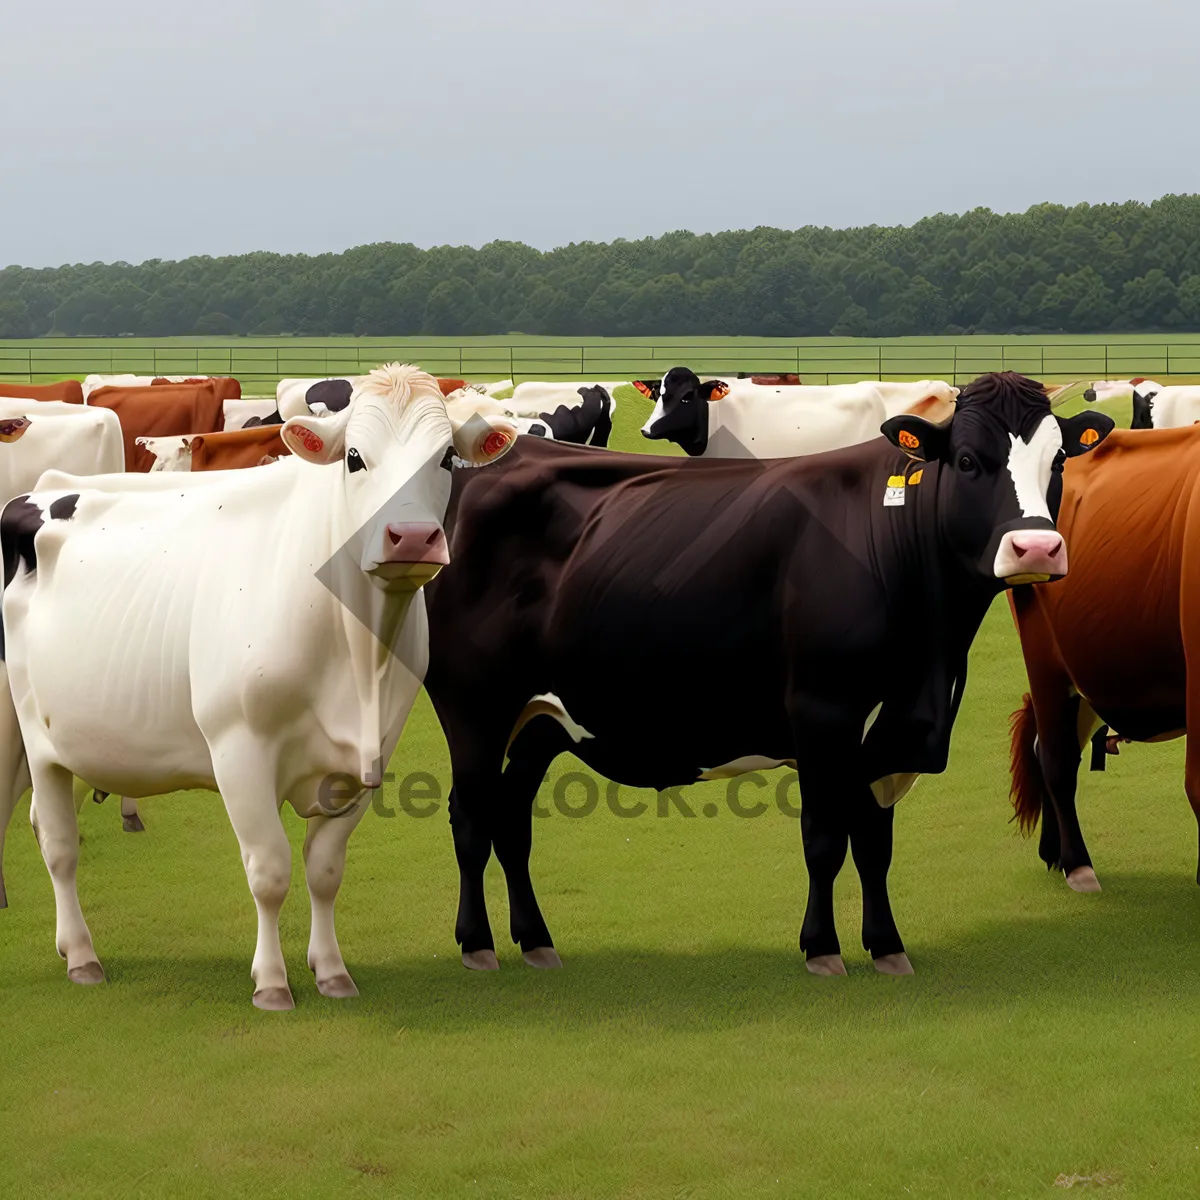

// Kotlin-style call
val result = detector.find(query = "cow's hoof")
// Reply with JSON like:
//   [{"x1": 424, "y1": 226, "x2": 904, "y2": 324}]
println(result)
[
  {"x1": 522, "y1": 947, "x2": 563, "y2": 969},
  {"x1": 316, "y1": 973, "x2": 359, "y2": 999},
  {"x1": 874, "y1": 952, "x2": 914, "y2": 976},
  {"x1": 92, "y1": 790, "x2": 108, "y2": 805},
  {"x1": 462, "y1": 949, "x2": 499, "y2": 971},
  {"x1": 122, "y1": 815, "x2": 145, "y2": 833},
  {"x1": 806, "y1": 954, "x2": 847, "y2": 976},
  {"x1": 252, "y1": 986, "x2": 295, "y2": 1011},
  {"x1": 1066, "y1": 866, "x2": 1101, "y2": 892},
  {"x1": 0, "y1": 884, "x2": 7, "y2": 910},
  {"x1": 67, "y1": 961, "x2": 105, "y2": 985}
]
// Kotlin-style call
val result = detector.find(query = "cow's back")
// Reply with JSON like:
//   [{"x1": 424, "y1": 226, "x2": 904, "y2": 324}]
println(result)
[
  {"x1": 713, "y1": 382, "x2": 885, "y2": 457},
  {"x1": 0, "y1": 380, "x2": 84, "y2": 404}
]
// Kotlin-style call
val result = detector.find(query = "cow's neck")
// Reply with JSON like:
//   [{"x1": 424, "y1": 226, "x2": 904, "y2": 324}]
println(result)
[{"x1": 864, "y1": 456, "x2": 996, "y2": 773}]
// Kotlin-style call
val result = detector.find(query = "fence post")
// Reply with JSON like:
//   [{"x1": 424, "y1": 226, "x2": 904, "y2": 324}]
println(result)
[
  {"x1": 952, "y1": 345, "x2": 957, "y2": 386},
  {"x1": 795, "y1": 345, "x2": 800, "y2": 376},
  {"x1": 458, "y1": 346, "x2": 463, "y2": 377},
  {"x1": 510, "y1": 345, "x2": 515, "y2": 383},
  {"x1": 580, "y1": 345, "x2": 585, "y2": 376},
  {"x1": 1104, "y1": 344, "x2": 1108, "y2": 378},
  {"x1": 877, "y1": 345, "x2": 882, "y2": 380},
  {"x1": 1040, "y1": 346, "x2": 1044, "y2": 378}
]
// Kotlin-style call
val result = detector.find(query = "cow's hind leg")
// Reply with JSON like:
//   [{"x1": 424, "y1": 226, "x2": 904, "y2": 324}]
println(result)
[
  {"x1": 303, "y1": 797, "x2": 369, "y2": 998},
  {"x1": 1037, "y1": 694, "x2": 1101, "y2": 892},
  {"x1": 494, "y1": 723, "x2": 563, "y2": 968},
  {"x1": 120, "y1": 797, "x2": 144, "y2": 833},
  {"x1": 31, "y1": 761, "x2": 103, "y2": 982},
  {"x1": 213, "y1": 740, "x2": 294, "y2": 1010}
]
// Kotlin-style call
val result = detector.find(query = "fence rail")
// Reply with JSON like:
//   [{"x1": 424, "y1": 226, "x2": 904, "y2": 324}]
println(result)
[{"x1": 3, "y1": 342, "x2": 1200, "y2": 388}]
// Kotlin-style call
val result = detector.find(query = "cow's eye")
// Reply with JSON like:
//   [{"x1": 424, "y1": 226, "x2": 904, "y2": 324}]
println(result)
[
  {"x1": 958, "y1": 454, "x2": 976, "y2": 473},
  {"x1": 347, "y1": 448, "x2": 367, "y2": 473}
]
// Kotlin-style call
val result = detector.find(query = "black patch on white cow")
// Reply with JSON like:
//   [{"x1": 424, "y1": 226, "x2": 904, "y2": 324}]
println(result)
[
  {"x1": 245, "y1": 409, "x2": 283, "y2": 428},
  {"x1": 307, "y1": 379, "x2": 353, "y2": 413},
  {"x1": 0, "y1": 493, "x2": 78, "y2": 659},
  {"x1": 527, "y1": 422, "x2": 548, "y2": 438},
  {"x1": 538, "y1": 386, "x2": 613, "y2": 447}
]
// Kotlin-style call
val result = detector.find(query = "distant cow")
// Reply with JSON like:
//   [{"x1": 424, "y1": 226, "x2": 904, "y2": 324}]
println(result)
[
  {"x1": 1085, "y1": 378, "x2": 1200, "y2": 430},
  {"x1": 82, "y1": 374, "x2": 240, "y2": 402},
  {"x1": 86, "y1": 382, "x2": 229, "y2": 472},
  {"x1": 137, "y1": 424, "x2": 289, "y2": 473},
  {"x1": 445, "y1": 385, "x2": 615, "y2": 447},
  {"x1": 636, "y1": 369, "x2": 957, "y2": 458},
  {"x1": 1008, "y1": 423, "x2": 1200, "y2": 893},
  {"x1": 222, "y1": 398, "x2": 282, "y2": 431},
  {"x1": 0, "y1": 363, "x2": 517, "y2": 1006},
  {"x1": 0, "y1": 381, "x2": 84, "y2": 404},
  {"x1": 423, "y1": 372, "x2": 1112, "y2": 977}
]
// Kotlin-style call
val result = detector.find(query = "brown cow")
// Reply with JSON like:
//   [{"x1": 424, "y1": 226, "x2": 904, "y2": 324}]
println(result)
[
  {"x1": 187, "y1": 425, "x2": 288, "y2": 470},
  {"x1": 1008, "y1": 423, "x2": 1200, "y2": 892},
  {"x1": 0, "y1": 380, "x2": 84, "y2": 404},
  {"x1": 737, "y1": 373, "x2": 803, "y2": 386},
  {"x1": 151, "y1": 376, "x2": 242, "y2": 401},
  {"x1": 87, "y1": 383, "x2": 227, "y2": 472},
  {"x1": 437, "y1": 378, "x2": 468, "y2": 396}
]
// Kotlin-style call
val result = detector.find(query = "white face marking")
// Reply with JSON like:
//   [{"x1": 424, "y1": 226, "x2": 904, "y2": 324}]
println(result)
[
  {"x1": 1005, "y1": 414, "x2": 1063, "y2": 520},
  {"x1": 641, "y1": 382, "x2": 666, "y2": 435}
]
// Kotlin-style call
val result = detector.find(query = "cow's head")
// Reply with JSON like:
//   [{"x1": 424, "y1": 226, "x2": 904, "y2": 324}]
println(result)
[
  {"x1": 881, "y1": 371, "x2": 1113, "y2": 586},
  {"x1": 279, "y1": 363, "x2": 516, "y2": 587},
  {"x1": 0, "y1": 417, "x2": 32, "y2": 444},
  {"x1": 135, "y1": 435, "x2": 191, "y2": 472},
  {"x1": 638, "y1": 367, "x2": 730, "y2": 456}
]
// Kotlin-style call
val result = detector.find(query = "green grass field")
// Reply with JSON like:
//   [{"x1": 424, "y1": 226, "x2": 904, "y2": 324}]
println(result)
[
  {"x1": 4, "y1": 333, "x2": 1200, "y2": 391},
  {"x1": 2, "y1": 382, "x2": 1199, "y2": 1198}
]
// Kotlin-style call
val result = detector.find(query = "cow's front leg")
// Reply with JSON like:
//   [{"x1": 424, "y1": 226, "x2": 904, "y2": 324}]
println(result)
[
  {"x1": 849, "y1": 791, "x2": 911, "y2": 974},
  {"x1": 214, "y1": 741, "x2": 294, "y2": 1010},
  {"x1": 448, "y1": 780, "x2": 498, "y2": 970},
  {"x1": 303, "y1": 798, "x2": 369, "y2": 998},
  {"x1": 30, "y1": 761, "x2": 103, "y2": 982}
]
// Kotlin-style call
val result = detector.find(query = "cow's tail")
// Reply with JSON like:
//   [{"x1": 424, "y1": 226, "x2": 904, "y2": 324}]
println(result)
[{"x1": 1009, "y1": 692, "x2": 1048, "y2": 835}]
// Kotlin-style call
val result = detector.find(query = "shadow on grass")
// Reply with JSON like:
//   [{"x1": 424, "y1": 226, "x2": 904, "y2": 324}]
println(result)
[{"x1": 63, "y1": 869, "x2": 1200, "y2": 1034}]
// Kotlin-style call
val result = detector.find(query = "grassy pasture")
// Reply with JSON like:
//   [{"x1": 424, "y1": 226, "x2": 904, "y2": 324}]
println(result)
[{"x1": 1, "y1": 376, "x2": 1199, "y2": 1198}]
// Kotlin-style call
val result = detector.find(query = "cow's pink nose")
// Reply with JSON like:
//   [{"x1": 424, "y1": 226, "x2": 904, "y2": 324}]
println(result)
[
  {"x1": 383, "y1": 522, "x2": 449, "y2": 565},
  {"x1": 1010, "y1": 532, "x2": 1063, "y2": 560}
]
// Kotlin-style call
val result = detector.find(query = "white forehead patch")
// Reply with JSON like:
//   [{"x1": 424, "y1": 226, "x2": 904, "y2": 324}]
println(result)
[{"x1": 1005, "y1": 414, "x2": 1062, "y2": 520}]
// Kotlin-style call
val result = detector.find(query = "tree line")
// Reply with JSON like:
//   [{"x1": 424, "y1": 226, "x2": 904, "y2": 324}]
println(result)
[{"x1": 2, "y1": 195, "x2": 1199, "y2": 339}]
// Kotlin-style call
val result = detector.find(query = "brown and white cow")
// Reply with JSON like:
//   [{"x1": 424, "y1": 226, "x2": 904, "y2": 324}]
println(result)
[
  {"x1": 86, "y1": 383, "x2": 230, "y2": 472},
  {"x1": 1009, "y1": 423, "x2": 1200, "y2": 892}
]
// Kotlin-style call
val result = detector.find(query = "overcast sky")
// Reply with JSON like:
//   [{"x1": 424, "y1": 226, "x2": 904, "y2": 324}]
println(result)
[{"x1": 4, "y1": 0, "x2": 1198, "y2": 268}]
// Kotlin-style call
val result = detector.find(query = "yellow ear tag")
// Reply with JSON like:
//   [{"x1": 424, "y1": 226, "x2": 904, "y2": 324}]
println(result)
[
  {"x1": 909, "y1": 468, "x2": 923, "y2": 485},
  {"x1": 884, "y1": 474, "x2": 906, "y2": 507}
]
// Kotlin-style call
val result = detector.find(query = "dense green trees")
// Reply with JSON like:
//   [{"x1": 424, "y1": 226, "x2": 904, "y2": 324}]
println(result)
[{"x1": 3, "y1": 196, "x2": 1199, "y2": 339}]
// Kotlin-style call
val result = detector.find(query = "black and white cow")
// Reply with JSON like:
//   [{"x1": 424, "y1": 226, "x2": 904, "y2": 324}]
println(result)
[
  {"x1": 445, "y1": 385, "x2": 615, "y2": 448},
  {"x1": 422, "y1": 372, "x2": 1113, "y2": 977}
]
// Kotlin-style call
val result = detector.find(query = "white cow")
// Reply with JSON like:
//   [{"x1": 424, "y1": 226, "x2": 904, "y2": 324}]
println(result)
[
  {"x1": 638, "y1": 368, "x2": 956, "y2": 458},
  {"x1": 82, "y1": 374, "x2": 217, "y2": 401},
  {"x1": 223, "y1": 397, "x2": 280, "y2": 431},
  {"x1": 0, "y1": 401, "x2": 131, "y2": 904},
  {"x1": 0, "y1": 364, "x2": 516, "y2": 1007},
  {"x1": 444, "y1": 385, "x2": 615, "y2": 447},
  {"x1": 1083, "y1": 378, "x2": 1200, "y2": 430}
]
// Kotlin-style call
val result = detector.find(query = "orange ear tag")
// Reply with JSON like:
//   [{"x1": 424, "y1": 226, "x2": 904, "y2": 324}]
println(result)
[
  {"x1": 1080, "y1": 428, "x2": 1099, "y2": 446},
  {"x1": 898, "y1": 430, "x2": 921, "y2": 451}
]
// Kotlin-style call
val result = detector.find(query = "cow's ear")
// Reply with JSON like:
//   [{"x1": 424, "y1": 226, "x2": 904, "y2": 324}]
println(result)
[
  {"x1": 881, "y1": 414, "x2": 950, "y2": 461},
  {"x1": 633, "y1": 380, "x2": 659, "y2": 400},
  {"x1": 281, "y1": 410, "x2": 348, "y2": 464},
  {"x1": 1057, "y1": 410, "x2": 1115, "y2": 457},
  {"x1": 452, "y1": 414, "x2": 518, "y2": 466},
  {"x1": 0, "y1": 417, "x2": 31, "y2": 444},
  {"x1": 701, "y1": 380, "x2": 730, "y2": 401}
]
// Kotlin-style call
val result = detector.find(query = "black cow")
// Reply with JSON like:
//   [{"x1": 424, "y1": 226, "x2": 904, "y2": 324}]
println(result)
[{"x1": 424, "y1": 373, "x2": 1113, "y2": 976}]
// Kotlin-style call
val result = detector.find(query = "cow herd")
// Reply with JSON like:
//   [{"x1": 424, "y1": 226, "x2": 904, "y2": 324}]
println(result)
[{"x1": 0, "y1": 363, "x2": 1194, "y2": 1010}]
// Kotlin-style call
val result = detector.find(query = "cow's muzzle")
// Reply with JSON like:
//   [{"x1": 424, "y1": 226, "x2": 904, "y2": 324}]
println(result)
[
  {"x1": 371, "y1": 521, "x2": 450, "y2": 586},
  {"x1": 994, "y1": 529, "x2": 1066, "y2": 584}
]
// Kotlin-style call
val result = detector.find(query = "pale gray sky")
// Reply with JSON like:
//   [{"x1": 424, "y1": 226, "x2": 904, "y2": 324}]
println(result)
[{"x1": 3, "y1": 0, "x2": 1198, "y2": 267}]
